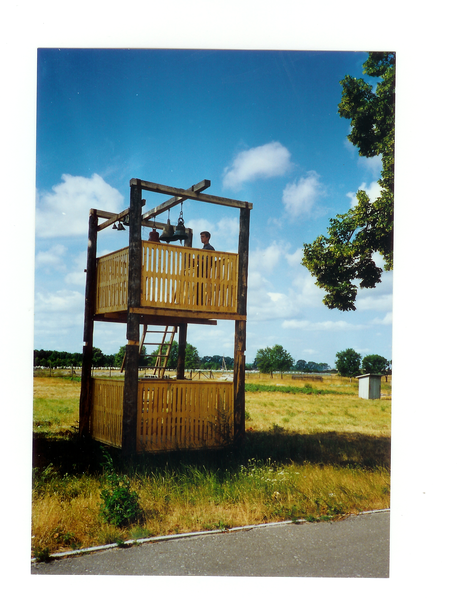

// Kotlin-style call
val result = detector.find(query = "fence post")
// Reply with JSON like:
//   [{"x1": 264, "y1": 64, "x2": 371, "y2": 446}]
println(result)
[
  {"x1": 79, "y1": 209, "x2": 98, "y2": 440},
  {"x1": 122, "y1": 180, "x2": 142, "y2": 455}
]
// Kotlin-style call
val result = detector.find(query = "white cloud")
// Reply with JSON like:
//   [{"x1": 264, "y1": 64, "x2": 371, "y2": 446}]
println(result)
[
  {"x1": 357, "y1": 293, "x2": 393, "y2": 312},
  {"x1": 36, "y1": 173, "x2": 124, "y2": 239},
  {"x1": 282, "y1": 319, "x2": 367, "y2": 332},
  {"x1": 370, "y1": 312, "x2": 392, "y2": 325},
  {"x1": 282, "y1": 171, "x2": 324, "y2": 218},
  {"x1": 64, "y1": 251, "x2": 88, "y2": 287},
  {"x1": 35, "y1": 244, "x2": 67, "y2": 271},
  {"x1": 358, "y1": 154, "x2": 382, "y2": 177},
  {"x1": 222, "y1": 141, "x2": 292, "y2": 190},
  {"x1": 347, "y1": 180, "x2": 382, "y2": 208},
  {"x1": 247, "y1": 242, "x2": 326, "y2": 322},
  {"x1": 285, "y1": 247, "x2": 303, "y2": 267},
  {"x1": 249, "y1": 242, "x2": 282, "y2": 274},
  {"x1": 356, "y1": 270, "x2": 393, "y2": 311},
  {"x1": 35, "y1": 289, "x2": 84, "y2": 314},
  {"x1": 34, "y1": 289, "x2": 85, "y2": 348}
]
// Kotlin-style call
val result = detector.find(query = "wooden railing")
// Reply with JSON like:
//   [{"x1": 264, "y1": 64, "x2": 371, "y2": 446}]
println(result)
[
  {"x1": 90, "y1": 378, "x2": 124, "y2": 448},
  {"x1": 137, "y1": 380, "x2": 234, "y2": 452},
  {"x1": 96, "y1": 247, "x2": 129, "y2": 313},
  {"x1": 89, "y1": 378, "x2": 234, "y2": 452},
  {"x1": 95, "y1": 243, "x2": 238, "y2": 315}
]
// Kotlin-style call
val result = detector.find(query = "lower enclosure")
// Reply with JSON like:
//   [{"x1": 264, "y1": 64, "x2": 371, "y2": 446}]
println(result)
[{"x1": 90, "y1": 377, "x2": 235, "y2": 452}]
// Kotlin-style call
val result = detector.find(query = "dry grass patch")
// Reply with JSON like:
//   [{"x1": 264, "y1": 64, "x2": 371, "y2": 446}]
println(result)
[
  {"x1": 31, "y1": 373, "x2": 391, "y2": 559},
  {"x1": 33, "y1": 377, "x2": 80, "y2": 436}
]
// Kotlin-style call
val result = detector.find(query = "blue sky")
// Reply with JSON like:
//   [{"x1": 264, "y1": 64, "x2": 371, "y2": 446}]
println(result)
[{"x1": 35, "y1": 48, "x2": 392, "y2": 366}]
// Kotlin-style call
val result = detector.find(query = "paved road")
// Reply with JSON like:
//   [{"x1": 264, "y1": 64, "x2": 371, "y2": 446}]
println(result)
[{"x1": 31, "y1": 510, "x2": 389, "y2": 577}]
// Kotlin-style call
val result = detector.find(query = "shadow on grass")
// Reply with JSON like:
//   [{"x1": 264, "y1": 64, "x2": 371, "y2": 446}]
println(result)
[{"x1": 32, "y1": 425, "x2": 390, "y2": 478}]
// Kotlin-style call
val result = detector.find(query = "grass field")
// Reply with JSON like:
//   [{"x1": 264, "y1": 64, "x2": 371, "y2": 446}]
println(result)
[{"x1": 31, "y1": 373, "x2": 391, "y2": 560}]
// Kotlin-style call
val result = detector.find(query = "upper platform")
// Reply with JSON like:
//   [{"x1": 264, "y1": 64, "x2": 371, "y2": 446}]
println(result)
[{"x1": 94, "y1": 241, "x2": 243, "y2": 325}]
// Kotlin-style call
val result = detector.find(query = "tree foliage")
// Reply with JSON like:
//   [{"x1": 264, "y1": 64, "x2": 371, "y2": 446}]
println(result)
[
  {"x1": 294, "y1": 360, "x2": 332, "y2": 373},
  {"x1": 302, "y1": 52, "x2": 395, "y2": 311},
  {"x1": 335, "y1": 348, "x2": 361, "y2": 378},
  {"x1": 255, "y1": 345, "x2": 294, "y2": 376},
  {"x1": 361, "y1": 354, "x2": 391, "y2": 375}
]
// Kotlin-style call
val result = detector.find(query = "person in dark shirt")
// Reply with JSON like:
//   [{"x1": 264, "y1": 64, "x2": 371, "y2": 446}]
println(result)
[{"x1": 200, "y1": 231, "x2": 215, "y2": 250}]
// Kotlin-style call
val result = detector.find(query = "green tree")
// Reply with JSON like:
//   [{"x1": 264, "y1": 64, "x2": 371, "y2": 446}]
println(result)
[
  {"x1": 335, "y1": 348, "x2": 361, "y2": 378},
  {"x1": 295, "y1": 359, "x2": 308, "y2": 372},
  {"x1": 185, "y1": 344, "x2": 200, "y2": 369},
  {"x1": 361, "y1": 354, "x2": 390, "y2": 376},
  {"x1": 114, "y1": 346, "x2": 126, "y2": 368},
  {"x1": 302, "y1": 52, "x2": 395, "y2": 311},
  {"x1": 255, "y1": 345, "x2": 294, "y2": 377},
  {"x1": 92, "y1": 347, "x2": 105, "y2": 367}
]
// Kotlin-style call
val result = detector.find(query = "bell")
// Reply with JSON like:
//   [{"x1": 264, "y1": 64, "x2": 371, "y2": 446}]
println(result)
[
  {"x1": 159, "y1": 219, "x2": 174, "y2": 243},
  {"x1": 117, "y1": 222, "x2": 126, "y2": 231},
  {"x1": 112, "y1": 223, "x2": 118, "y2": 230},
  {"x1": 169, "y1": 216, "x2": 188, "y2": 242},
  {"x1": 148, "y1": 228, "x2": 161, "y2": 242}
]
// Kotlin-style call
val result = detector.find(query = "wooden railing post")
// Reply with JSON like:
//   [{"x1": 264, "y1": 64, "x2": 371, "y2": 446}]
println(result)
[
  {"x1": 177, "y1": 322, "x2": 187, "y2": 379},
  {"x1": 122, "y1": 181, "x2": 142, "y2": 454},
  {"x1": 233, "y1": 206, "x2": 250, "y2": 441},
  {"x1": 79, "y1": 209, "x2": 98, "y2": 440}
]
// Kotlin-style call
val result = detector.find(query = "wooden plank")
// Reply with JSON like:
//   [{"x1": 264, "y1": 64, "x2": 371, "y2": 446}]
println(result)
[
  {"x1": 96, "y1": 199, "x2": 146, "y2": 231},
  {"x1": 122, "y1": 181, "x2": 142, "y2": 455},
  {"x1": 237, "y1": 206, "x2": 250, "y2": 316},
  {"x1": 79, "y1": 209, "x2": 98, "y2": 440},
  {"x1": 93, "y1": 312, "x2": 218, "y2": 326},
  {"x1": 142, "y1": 180, "x2": 211, "y2": 221},
  {"x1": 131, "y1": 178, "x2": 253, "y2": 211},
  {"x1": 177, "y1": 323, "x2": 187, "y2": 380},
  {"x1": 130, "y1": 306, "x2": 246, "y2": 321},
  {"x1": 233, "y1": 207, "x2": 249, "y2": 442},
  {"x1": 233, "y1": 320, "x2": 246, "y2": 443}
]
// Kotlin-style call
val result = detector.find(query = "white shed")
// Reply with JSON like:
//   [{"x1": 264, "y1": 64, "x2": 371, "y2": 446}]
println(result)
[{"x1": 357, "y1": 373, "x2": 382, "y2": 399}]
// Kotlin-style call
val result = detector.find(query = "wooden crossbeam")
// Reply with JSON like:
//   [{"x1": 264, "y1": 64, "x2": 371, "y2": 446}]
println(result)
[
  {"x1": 131, "y1": 179, "x2": 253, "y2": 212},
  {"x1": 95, "y1": 199, "x2": 146, "y2": 231},
  {"x1": 142, "y1": 179, "x2": 211, "y2": 221}
]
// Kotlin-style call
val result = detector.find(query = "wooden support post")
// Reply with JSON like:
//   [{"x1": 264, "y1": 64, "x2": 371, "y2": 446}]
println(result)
[
  {"x1": 177, "y1": 323, "x2": 187, "y2": 379},
  {"x1": 122, "y1": 181, "x2": 143, "y2": 454},
  {"x1": 233, "y1": 206, "x2": 250, "y2": 442},
  {"x1": 234, "y1": 320, "x2": 246, "y2": 441},
  {"x1": 79, "y1": 209, "x2": 98, "y2": 440}
]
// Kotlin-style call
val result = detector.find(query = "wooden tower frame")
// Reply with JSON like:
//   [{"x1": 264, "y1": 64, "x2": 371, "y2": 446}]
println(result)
[{"x1": 79, "y1": 178, "x2": 252, "y2": 454}]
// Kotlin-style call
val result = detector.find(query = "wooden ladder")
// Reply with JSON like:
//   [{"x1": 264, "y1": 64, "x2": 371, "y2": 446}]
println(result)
[
  {"x1": 120, "y1": 325, "x2": 177, "y2": 376},
  {"x1": 141, "y1": 324, "x2": 177, "y2": 378}
]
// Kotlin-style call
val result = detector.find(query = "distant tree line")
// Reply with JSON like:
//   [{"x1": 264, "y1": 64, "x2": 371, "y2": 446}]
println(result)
[
  {"x1": 34, "y1": 346, "x2": 233, "y2": 371},
  {"x1": 34, "y1": 345, "x2": 390, "y2": 378},
  {"x1": 34, "y1": 346, "x2": 334, "y2": 373}
]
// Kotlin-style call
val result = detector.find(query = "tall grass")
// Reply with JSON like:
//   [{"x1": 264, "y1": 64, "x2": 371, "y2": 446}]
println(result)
[{"x1": 31, "y1": 374, "x2": 391, "y2": 558}]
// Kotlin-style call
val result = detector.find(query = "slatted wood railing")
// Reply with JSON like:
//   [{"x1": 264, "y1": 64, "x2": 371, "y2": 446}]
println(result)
[
  {"x1": 95, "y1": 243, "x2": 238, "y2": 315},
  {"x1": 96, "y1": 247, "x2": 129, "y2": 313},
  {"x1": 90, "y1": 378, "x2": 124, "y2": 448},
  {"x1": 137, "y1": 380, "x2": 234, "y2": 452},
  {"x1": 89, "y1": 378, "x2": 234, "y2": 452}
]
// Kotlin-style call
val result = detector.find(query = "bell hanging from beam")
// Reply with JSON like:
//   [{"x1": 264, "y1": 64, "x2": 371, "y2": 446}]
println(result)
[
  {"x1": 159, "y1": 219, "x2": 175, "y2": 243},
  {"x1": 117, "y1": 221, "x2": 126, "y2": 231},
  {"x1": 148, "y1": 228, "x2": 161, "y2": 242},
  {"x1": 170, "y1": 216, "x2": 188, "y2": 242},
  {"x1": 169, "y1": 204, "x2": 188, "y2": 243}
]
